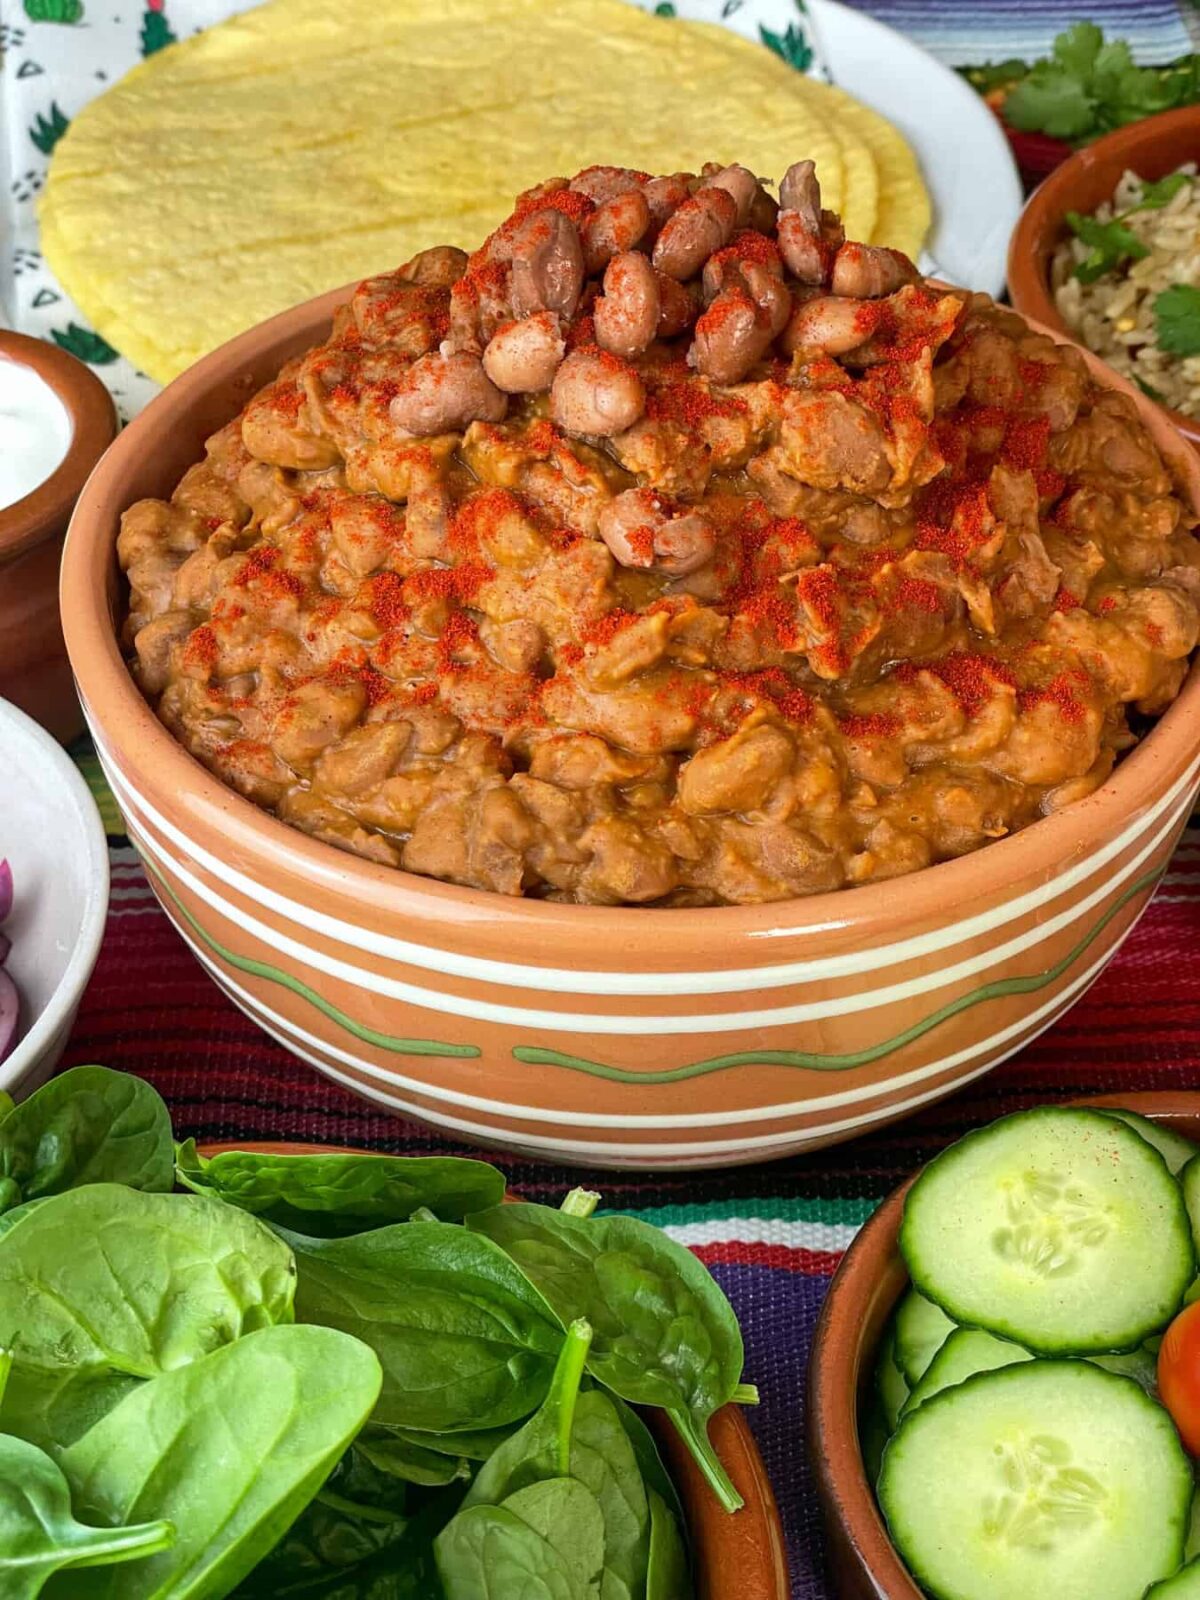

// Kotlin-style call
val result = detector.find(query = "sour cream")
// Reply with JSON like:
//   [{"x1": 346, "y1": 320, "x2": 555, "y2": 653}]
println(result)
[{"x1": 0, "y1": 357, "x2": 74, "y2": 512}]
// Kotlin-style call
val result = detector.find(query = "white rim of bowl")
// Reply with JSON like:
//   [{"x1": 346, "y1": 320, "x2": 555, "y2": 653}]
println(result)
[{"x1": 0, "y1": 697, "x2": 110, "y2": 1093}]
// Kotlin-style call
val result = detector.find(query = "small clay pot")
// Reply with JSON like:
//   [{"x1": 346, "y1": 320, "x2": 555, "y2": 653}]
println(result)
[
  {"x1": 0, "y1": 330, "x2": 117, "y2": 742},
  {"x1": 1007, "y1": 105, "x2": 1200, "y2": 450}
]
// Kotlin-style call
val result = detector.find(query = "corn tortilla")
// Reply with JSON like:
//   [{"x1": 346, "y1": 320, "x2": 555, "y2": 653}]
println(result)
[{"x1": 41, "y1": 0, "x2": 928, "y2": 381}]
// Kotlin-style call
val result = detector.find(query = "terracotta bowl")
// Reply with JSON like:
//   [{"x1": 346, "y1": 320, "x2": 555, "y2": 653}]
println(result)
[
  {"x1": 1007, "y1": 105, "x2": 1200, "y2": 450},
  {"x1": 0, "y1": 330, "x2": 117, "y2": 742},
  {"x1": 807, "y1": 1091, "x2": 1200, "y2": 1600},
  {"x1": 200, "y1": 1139, "x2": 789, "y2": 1600},
  {"x1": 59, "y1": 288, "x2": 1200, "y2": 1169}
]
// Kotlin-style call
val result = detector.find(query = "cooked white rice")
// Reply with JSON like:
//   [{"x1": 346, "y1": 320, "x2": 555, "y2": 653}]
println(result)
[{"x1": 1051, "y1": 165, "x2": 1200, "y2": 417}]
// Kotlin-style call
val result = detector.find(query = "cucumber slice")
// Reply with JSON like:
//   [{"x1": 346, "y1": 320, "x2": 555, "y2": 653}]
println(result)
[
  {"x1": 875, "y1": 1327, "x2": 910, "y2": 1433},
  {"x1": 1099, "y1": 1110, "x2": 1198, "y2": 1177},
  {"x1": 1147, "y1": 1558, "x2": 1200, "y2": 1597},
  {"x1": 894, "y1": 1288, "x2": 956, "y2": 1385},
  {"x1": 879, "y1": 1361, "x2": 1192, "y2": 1600},
  {"x1": 1089, "y1": 1344, "x2": 1158, "y2": 1397},
  {"x1": 1180, "y1": 1157, "x2": 1200, "y2": 1260},
  {"x1": 901, "y1": 1328, "x2": 1032, "y2": 1416},
  {"x1": 900, "y1": 1108, "x2": 1194, "y2": 1353},
  {"x1": 859, "y1": 1393, "x2": 889, "y2": 1485},
  {"x1": 1188, "y1": 1490, "x2": 1200, "y2": 1563}
]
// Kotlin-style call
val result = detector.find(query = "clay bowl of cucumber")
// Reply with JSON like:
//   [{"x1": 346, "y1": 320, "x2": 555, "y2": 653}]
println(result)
[
  {"x1": 0, "y1": 1065, "x2": 787, "y2": 1600},
  {"x1": 809, "y1": 1092, "x2": 1200, "y2": 1600}
]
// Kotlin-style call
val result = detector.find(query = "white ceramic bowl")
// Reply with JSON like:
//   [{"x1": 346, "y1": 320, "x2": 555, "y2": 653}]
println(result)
[{"x1": 0, "y1": 697, "x2": 109, "y2": 1095}]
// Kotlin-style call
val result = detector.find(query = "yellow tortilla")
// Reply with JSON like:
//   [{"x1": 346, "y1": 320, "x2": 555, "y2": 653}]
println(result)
[{"x1": 41, "y1": 0, "x2": 928, "y2": 382}]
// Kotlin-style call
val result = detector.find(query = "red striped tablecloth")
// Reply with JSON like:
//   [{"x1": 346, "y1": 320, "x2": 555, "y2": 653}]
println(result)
[{"x1": 63, "y1": 764, "x2": 1200, "y2": 1598}]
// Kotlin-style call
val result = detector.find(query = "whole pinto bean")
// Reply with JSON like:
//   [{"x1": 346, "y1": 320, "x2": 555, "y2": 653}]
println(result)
[
  {"x1": 700, "y1": 164, "x2": 759, "y2": 228},
  {"x1": 702, "y1": 239, "x2": 783, "y2": 303},
  {"x1": 389, "y1": 351, "x2": 507, "y2": 436},
  {"x1": 779, "y1": 158, "x2": 822, "y2": 227},
  {"x1": 656, "y1": 272, "x2": 700, "y2": 338},
  {"x1": 781, "y1": 294, "x2": 872, "y2": 358},
  {"x1": 689, "y1": 285, "x2": 774, "y2": 385},
  {"x1": 594, "y1": 252, "x2": 660, "y2": 360},
  {"x1": 651, "y1": 187, "x2": 737, "y2": 280},
  {"x1": 398, "y1": 245, "x2": 469, "y2": 287},
  {"x1": 510, "y1": 209, "x2": 585, "y2": 320},
  {"x1": 740, "y1": 260, "x2": 792, "y2": 338},
  {"x1": 598, "y1": 488, "x2": 716, "y2": 578},
  {"x1": 550, "y1": 349, "x2": 646, "y2": 437},
  {"x1": 482, "y1": 312, "x2": 566, "y2": 393},
  {"x1": 582, "y1": 189, "x2": 652, "y2": 275},
  {"x1": 449, "y1": 261, "x2": 513, "y2": 353},
  {"x1": 777, "y1": 207, "x2": 844, "y2": 287},
  {"x1": 831, "y1": 241, "x2": 919, "y2": 299},
  {"x1": 570, "y1": 164, "x2": 645, "y2": 204},
  {"x1": 641, "y1": 173, "x2": 693, "y2": 236}
]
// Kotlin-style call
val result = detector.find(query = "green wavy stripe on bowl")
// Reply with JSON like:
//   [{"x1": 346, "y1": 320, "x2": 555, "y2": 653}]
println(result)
[
  {"x1": 511, "y1": 863, "x2": 1165, "y2": 1083},
  {"x1": 146, "y1": 865, "x2": 480, "y2": 1060}
]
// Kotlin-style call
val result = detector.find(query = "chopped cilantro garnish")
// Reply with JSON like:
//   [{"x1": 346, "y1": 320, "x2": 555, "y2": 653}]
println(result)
[
  {"x1": 1154, "y1": 285, "x2": 1200, "y2": 358},
  {"x1": 968, "y1": 22, "x2": 1200, "y2": 145},
  {"x1": 1065, "y1": 212, "x2": 1150, "y2": 283}
]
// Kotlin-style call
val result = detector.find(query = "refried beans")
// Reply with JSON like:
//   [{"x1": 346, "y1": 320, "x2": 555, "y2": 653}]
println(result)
[{"x1": 118, "y1": 159, "x2": 1200, "y2": 906}]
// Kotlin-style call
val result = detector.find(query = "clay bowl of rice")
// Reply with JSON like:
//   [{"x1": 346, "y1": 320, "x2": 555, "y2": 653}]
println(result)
[{"x1": 1009, "y1": 105, "x2": 1200, "y2": 448}]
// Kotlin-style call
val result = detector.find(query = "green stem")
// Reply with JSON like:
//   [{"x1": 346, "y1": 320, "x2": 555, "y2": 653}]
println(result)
[
  {"x1": 315, "y1": 1490, "x2": 404, "y2": 1526},
  {"x1": 408, "y1": 1206, "x2": 438, "y2": 1223},
  {"x1": 0, "y1": 1350, "x2": 10, "y2": 1409},
  {"x1": 0, "y1": 1092, "x2": 14, "y2": 1126},
  {"x1": 667, "y1": 1408, "x2": 743, "y2": 1514},
  {"x1": 731, "y1": 1382, "x2": 760, "y2": 1406},
  {"x1": 0, "y1": 1178, "x2": 21, "y2": 1216},
  {"x1": 560, "y1": 1188, "x2": 601, "y2": 1219},
  {"x1": 549, "y1": 1319, "x2": 593, "y2": 1477},
  {"x1": 66, "y1": 1519, "x2": 176, "y2": 1569}
]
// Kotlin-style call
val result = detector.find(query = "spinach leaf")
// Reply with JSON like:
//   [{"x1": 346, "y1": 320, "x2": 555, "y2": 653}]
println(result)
[
  {"x1": 0, "y1": 1185, "x2": 296, "y2": 1380},
  {"x1": 50, "y1": 1325, "x2": 381, "y2": 1599},
  {"x1": 467, "y1": 1202, "x2": 746, "y2": 1512},
  {"x1": 434, "y1": 1503, "x2": 594, "y2": 1600},
  {"x1": 501, "y1": 1479, "x2": 605, "y2": 1590},
  {"x1": 0, "y1": 1067, "x2": 173, "y2": 1212},
  {"x1": 608, "y1": 1398, "x2": 685, "y2": 1529},
  {"x1": 355, "y1": 1428, "x2": 472, "y2": 1487},
  {"x1": 0, "y1": 1368, "x2": 141, "y2": 1460},
  {"x1": 232, "y1": 1464, "x2": 459, "y2": 1598},
  {"x1": 385, "y1": 1422, "x2": 518, "y2": 1462},
  {"x1": 176, "y1": 1140, "x2": 505, "y2": 1236},
  {"x1": 0, "y1": 1432, "x2": 173, "y2": 1598},
  {"x1": 280, "y1": 1220, "x2": 562, "y2": 1432},
  {"x1": 645, "y1": 1490, "x2": 690, "y2": 1600},
  {"x1": 466, "y1": 1321, "x2": 650, "y2": 1600}
]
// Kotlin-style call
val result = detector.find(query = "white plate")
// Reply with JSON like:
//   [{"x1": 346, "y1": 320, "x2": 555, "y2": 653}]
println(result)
[
  {"x1": 809, "y1": 0, "x2": 1022, "y2": 296},
  {"x1": 627, "y1": 0, "x2": 1022, "y2": 298},
  {"x1": 0, "y1": 698, "x2": 109, "y2": 1096}
]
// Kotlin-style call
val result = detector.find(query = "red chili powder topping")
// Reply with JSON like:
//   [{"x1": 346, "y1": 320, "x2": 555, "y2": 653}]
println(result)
[
  {"x1": 895, "y1": 652, "x2": 1017, "y2": 717},
  {"x1": 182, "y1": 625, "x2": 218, "y2": 671},
  {"x1": 437, "y1": 610, "x2": 480, "y2": 670},
  {"x1": 365, "y1": 571, "x2": 410, "y2": 629},
  {"x1": 581, "y1": 609, "x2": 639, "y2": 648},
  {"x1": 722, "y1": 667, "x2": 814, "y2": 726},
  {"x1": 914, "y1": 480, "x2": 994, "y2": 570},
  {"x1": 840, "y1": 711, "x2": 902, "y2": 739},
  {"x1": 558, "y1": 642, "x2": 584, "y2": 667},
  {"x1": 260, "y1": 569, "x2": 306, "y2": 603},
  {"x1": 1001, "y1": 415, "x2": 1052, "y2": 472},
  {"x1": 449, "y1": 488, "x2": 529, "y2": 556},
  {"x1": 1052, "y1": 587, "x2": 1081, "y2": 613},
  {"x1": 1145, "y1": 621, "x2": 1165, "y2": 648},
  {"x1": 269, "y1": 383, "x2": 304, "y2": 420},
  {"x1": 645, "y1": 373, "x2": 748, "y2": 428},
  {"x1": 406, "y1": 561, "x2": 493, "y2": 605},
  {"x1": 1098, "y1": 595, "x2": 1119, "y2": 615},
  {"x1": 518, "y1": 188, "x2": 597, "y2": 227},
  {"x1": 1019, "y1": 670, "x2": 1089, "y2": 723},
  {"x1": 232, "y1": 545, "x2": 280, "y2": 587},
  {"x1": 565, "y1": 314, "x2": 597, "y2": 353},
  {"x1": 892, "y1": 577, "x2": 945, "y2": 615},
  {"x1": 710, "y1": 231, "x2": 782, "y2": 274}
]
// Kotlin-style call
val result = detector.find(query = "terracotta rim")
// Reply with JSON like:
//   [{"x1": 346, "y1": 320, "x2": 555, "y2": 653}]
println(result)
[
  {"x1": 0, "y1": 330, "x2": 117, "y2": 562},
  {"x1": 197, "y1": 1139, "x2": 789, "y2": 1600},
  {"x1": 61, "y1": 286, "x2": 1200, "y2": 962},
  {"x1": 1007, "y1": 104, "x2": 1200, "y2": 447},
  {"x1": 807, "y1": 1090, "x2": 1200, "y2": 1600}
]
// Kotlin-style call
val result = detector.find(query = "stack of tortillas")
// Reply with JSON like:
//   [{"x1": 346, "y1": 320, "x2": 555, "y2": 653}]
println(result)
[{"x1": 41, "y1": 0, "x2": 931, "y2": 383}]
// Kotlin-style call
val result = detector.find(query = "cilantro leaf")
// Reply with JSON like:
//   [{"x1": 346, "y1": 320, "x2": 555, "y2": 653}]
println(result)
[
  {"x1": 1134, "y1": 172, "x2": 1191, "y2": 210},
  {"x1": 1005, "y1": 66, "x2": 1096, "y2": 138},
  {"x1": 1154, "y1": 285, "x2": 1200, "y2": 358},
  {"x1": 1065, "y1": 211, "x2": 1150, "y2": 283},
  {"x1": 1053, "y1": 21, "x2": 1104, "y2": 80}
]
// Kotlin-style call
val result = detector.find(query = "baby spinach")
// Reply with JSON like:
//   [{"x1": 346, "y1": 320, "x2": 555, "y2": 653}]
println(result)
[
  {"x1": 465, "y1": 1321, "x2": 650, "y2": 1600},
  {"x1": 354, "y1": 1428, "x2": 473, "y2": 1487},
  {"x1": 280, "y1": 1220, "x2": 563, "y2": 1432},
  {"x1": 385, "y1": 1422, "x2": 518, "y2": 1462},
  {"x1": 0, "y1": 1185, "x2": 295, "y2": 1381},
  {"x1": 0, "y1": 1432, "x2": 173, "y2": 1598},
  {"x1": 51, "y1": 1325, "x2": 381, "y2": 1599},
  {"x1": 0, "y1": 1369, "x2": 141, "y2": 1461},
  {"x1": 176, "y1": 1141, "x2": 505, "y2": 1236},
  {"x1": 0, "y1": 1067, "x2": 173, "y2": 1213},
  {"x1": 645, "y1": 1490, "x2": 689, "y2": 1600},
  {"x1": 435, "y1": 1502, "x2": 596, "y2": 1600},
  {"x1": 467, "y1": 1201, "x2": 746, "y2": 1512}
]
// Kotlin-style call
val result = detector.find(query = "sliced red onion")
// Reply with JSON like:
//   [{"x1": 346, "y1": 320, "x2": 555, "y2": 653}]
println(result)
[
  {"x1": 0, "y1": 968, "x2": 17, "y2": 1064},
  {"x1": 0, "y1": 931, "x2": 8, "y2": 967},
  {"x1": 0, "y1": 860, "x2": 10, "y2": 926}
]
